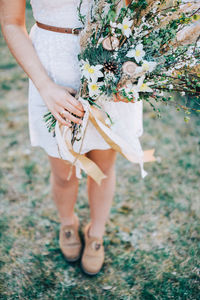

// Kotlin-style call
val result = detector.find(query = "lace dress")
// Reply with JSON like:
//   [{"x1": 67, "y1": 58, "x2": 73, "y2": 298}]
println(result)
[{"x1": 28, "y1": 0, "x2": 147, "y2": 178}]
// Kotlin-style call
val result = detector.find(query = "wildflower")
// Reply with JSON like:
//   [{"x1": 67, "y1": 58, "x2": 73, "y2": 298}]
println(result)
[
  {"x1": 137, "y1": 75, "x2": 153, "y2": 92},
  {"x1": 110, "y1": 21, "x2": 117, "y2": 28},
  {"x1": 126, "y1": 44, "x2": 145, "y2": 63},
  {"x1": 121, "y1": 83, "x2": 139, "y2": 101},
  {"x1": 117, "y1": 17, "x2": 133, "y2": 38},
  {"x1": 88, "y1": 81, "x2": 102, "y2": 97},
  {"x1": 141, "y1": 60, "x2": 157, "y2": 72},
  {"x1": 81, "y1": 60, "x2": 104, "y2": 81}
]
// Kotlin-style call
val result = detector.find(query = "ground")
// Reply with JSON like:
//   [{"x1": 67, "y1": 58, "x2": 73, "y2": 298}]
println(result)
[{"x1": 0, "y1": 4, "x2": 199, "y2": 300}]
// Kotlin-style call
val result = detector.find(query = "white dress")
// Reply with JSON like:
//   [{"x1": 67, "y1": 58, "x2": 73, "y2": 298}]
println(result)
[{"x1": 28, "y1": 0, "x2": 147, "y2": 178}]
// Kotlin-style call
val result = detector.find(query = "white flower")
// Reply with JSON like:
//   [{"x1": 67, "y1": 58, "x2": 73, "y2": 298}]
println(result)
[
  {"x1": 186, "y1": 46, "x2": 194, "y2": 56},
  {"x1": 110, "y1": 21, "x2": 117, "y2": 28},
  {"x1": 117, "y1": 17, "x2": 133, "y2": 38},
  {"x1": 169, "y1": 84, "x2": 173, "y2": 90},
  {"x1": 181, "y1": 91, "x2": 186, "y2": 96},
  {"x1": 152, "y1": 7, "x2": 157, "y2": 14},
  {"x1": 112, "y1": 51, "x2": 118, "y2": 59},
  {"x1": 126, "y1": 44, "x2": 145, "y2": 63},
  {"x1": 127, "y1": 85, "x2": 139, "y2": 100},
  {"x1": 158, "y1": 91, "x2": 164, "y2": 96},
  {"x1": 88, "y1": 81, "x2": 102, "y2": 98},
  {"x1": 135, "y1": 60, "x2": 157, "y2": 75},
  {"x1": 81, "y1": 60, "x2": 104, "y2": 81},
  {"x1": 190, "y1": 58, "x2": 197, "y2": 67},
  {"x1": 141, "y1": 60, "x2": 157, "y2": 72},
  {"x1": 120, "y1": 83, "x2": 139, "y2": 101},
  {"x1": 137, "y1": 75, "x2": 153, "y2": 93},
  {"x1": 165, "y1": 69, "x2": 173, "y2": 76},
  {"x1": 104, "y1": 71, "x2": 116, "y2": 82},
  {"x1": 174, "y1": 62, "x2": 185, "y2": 70}
]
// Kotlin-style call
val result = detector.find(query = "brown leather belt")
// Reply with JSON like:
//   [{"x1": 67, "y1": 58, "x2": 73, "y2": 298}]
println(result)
[{"x1": 36, "y1": 21, "x2": 83, "y2": 35}]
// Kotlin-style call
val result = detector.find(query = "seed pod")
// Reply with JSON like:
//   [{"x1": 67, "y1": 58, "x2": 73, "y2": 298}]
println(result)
[
  {"x1": 102, "y1": 36, "x2": 120, "y2": 51},
  {"x1": 122, "y1": 61, "x2": 138, "y2": 76}
]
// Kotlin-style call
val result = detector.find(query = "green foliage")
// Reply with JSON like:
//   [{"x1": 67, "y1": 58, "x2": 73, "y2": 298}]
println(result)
[{"x1": 77, "y1": 0, "x2": 200, "y2": 120}]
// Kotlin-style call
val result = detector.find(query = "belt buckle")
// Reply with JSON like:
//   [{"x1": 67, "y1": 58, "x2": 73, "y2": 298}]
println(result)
[
  {"x1": 72, "y1": 27, "x2": 82, "y2": 35},
  {"x1": 72, "y1": 27, "x2": 78, "y2": 35}
]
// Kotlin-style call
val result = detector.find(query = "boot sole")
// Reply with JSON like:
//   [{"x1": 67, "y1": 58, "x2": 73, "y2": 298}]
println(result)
[
  {"x1": 63, "y1": 253, "x2": 81, "y2": 262},
  {"x1": 80, "y1": 261, "x2": 101, "y2": 276}
]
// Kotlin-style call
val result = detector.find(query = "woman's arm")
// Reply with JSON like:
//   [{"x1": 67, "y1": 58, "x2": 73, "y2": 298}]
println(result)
[{"x1": 0, "y1": 0, "x2": 84, "y2": 126}]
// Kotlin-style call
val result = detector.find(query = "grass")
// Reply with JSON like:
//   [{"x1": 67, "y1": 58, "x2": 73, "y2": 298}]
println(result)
[{"x1": 0, "y1": 4, "x2": 200, "y2": 300}]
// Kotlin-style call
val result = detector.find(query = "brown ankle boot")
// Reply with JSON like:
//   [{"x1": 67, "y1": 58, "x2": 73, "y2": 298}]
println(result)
[
  {"x1": 81, "y1": 223, "x2": 104, "y2": 275},
  {"x1": 59, "y1": 215, "x2": 82, "y2": 262}
]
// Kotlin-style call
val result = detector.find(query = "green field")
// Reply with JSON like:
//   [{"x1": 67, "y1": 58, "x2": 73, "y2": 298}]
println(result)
[{"x1": 0, "y1": 5, "x2": 200, "y2": 300}]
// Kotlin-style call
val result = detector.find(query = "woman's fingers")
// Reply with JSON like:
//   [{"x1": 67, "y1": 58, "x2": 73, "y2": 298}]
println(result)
[
  {"x1": 65, "y1": 87, "x2": 77, "y2": 96},
  {"x1": 60, "y1": 86, "x2": 77, "y2": 96},
  {"x1": 63, "y1": 101, "x2": 84, "y2": 118},
  {"x1": 59, "y1": 109, "x2": 82, "y2": 125},
  {"x1": 41, "y1": 83, "x2": 85, "y2": 126},
  {"x1": 65, "y1": 91, "x2": 84, "y2": 112},
  {"x1": 54, "y1": 112, "x2": 71, "y2": 127}
]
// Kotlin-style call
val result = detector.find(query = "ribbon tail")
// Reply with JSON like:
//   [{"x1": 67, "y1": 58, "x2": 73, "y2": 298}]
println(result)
[
  {"x1": 140, "y1": 161, "x2": 148, "y2": 178},
  {"x1": 89, "y1": 106, "x2": 156, "y2": 164},
  {"x1": 143, "y1": 149, "x2": 156, "y2": 163},
  {"x1": 70, "y1": 153, "x2": 107, "y2": 185},
  {"x1": 56, "y1": 121, "x2": 107, "y2": 186}
]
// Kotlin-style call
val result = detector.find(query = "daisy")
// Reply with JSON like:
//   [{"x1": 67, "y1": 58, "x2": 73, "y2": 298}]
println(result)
[
  {"x1": 117, "y1": 17, "x2": 133, "y2": 38},
  {"x1": 137, "y1": 75, "x2": 153, "y2": 93},
  {"x1": 88, "y1": 81, "x2": 102, "y2": 98},
  {"x1": 126, "y1": 44, "x2": 145, "y2": 63},
  {"x1": 135, "y1": 60, "x2": 157, "y2": 75},
  {"x1": 141, "y1": 60, "x2": 157, "y2": 72},
  {"x1": 121, "y1": 83, "x2": 139, "y2": 101},
  {"x1": 110, "y1": 21, "x2": 117, "y2": 28},
  {"x1": 81, "y1": 60, "x2": 104, "y2": 81}
]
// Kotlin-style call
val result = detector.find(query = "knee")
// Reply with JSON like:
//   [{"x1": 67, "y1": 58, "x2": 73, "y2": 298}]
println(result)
[
  {"x1": 86, "y1": 149, "x2": 117, "y2": 176},
  {"x1": 50, "y1": 169, "x2": 77, "y2": 188},
  {"x1": 99, "y1": 159, "x2": 116, "y2": 176}
]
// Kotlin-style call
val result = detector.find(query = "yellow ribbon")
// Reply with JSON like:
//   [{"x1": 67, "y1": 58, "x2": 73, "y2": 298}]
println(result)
[
  {"x1": 59, "y1": 124, "x2": 107, "y2": 185},
  {"x1": 89, "y1": 106, "x2": 156, "y2": 164},
  {"x1": 57, "y1": 106, "x2": 156, "y2": 185}
]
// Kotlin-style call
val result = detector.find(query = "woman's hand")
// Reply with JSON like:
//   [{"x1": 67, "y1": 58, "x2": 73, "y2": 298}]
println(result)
[
  {"x1": 39, "y1": 82, "x2": 85, "y2": 127},
  {"x1": 0, "y1": 1, "x2": 85, "y2": 128},
  {"x1": 0, "y1": 0, "x2": 85, "y2": 127}
]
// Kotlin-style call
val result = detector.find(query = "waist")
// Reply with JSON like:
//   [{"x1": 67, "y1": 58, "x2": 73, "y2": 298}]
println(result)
[{"x1": 35, "y1": 21, "x2": 83, "y2": 35}]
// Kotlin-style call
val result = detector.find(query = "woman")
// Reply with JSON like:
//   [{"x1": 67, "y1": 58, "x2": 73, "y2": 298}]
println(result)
[{"x1": 0, "y1": 0, "x2": 145, "y2": 275}]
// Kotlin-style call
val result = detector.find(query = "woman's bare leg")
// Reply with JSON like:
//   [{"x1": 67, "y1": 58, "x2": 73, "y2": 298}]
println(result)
[
  {"x1": 48, "y1": 156, "x2": 79, "y2": 226},
  {"x1": 86, "y1": 149, "x2": 117, "y2": 238}
]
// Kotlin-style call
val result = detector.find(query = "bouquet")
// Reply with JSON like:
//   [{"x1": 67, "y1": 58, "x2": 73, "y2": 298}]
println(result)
[
  {"x1": 44, "y1": 0, "x2": 200, "y2": 184},
  {"x1": 77, "y1": 0, "x2": 200, "y2": 114}
]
